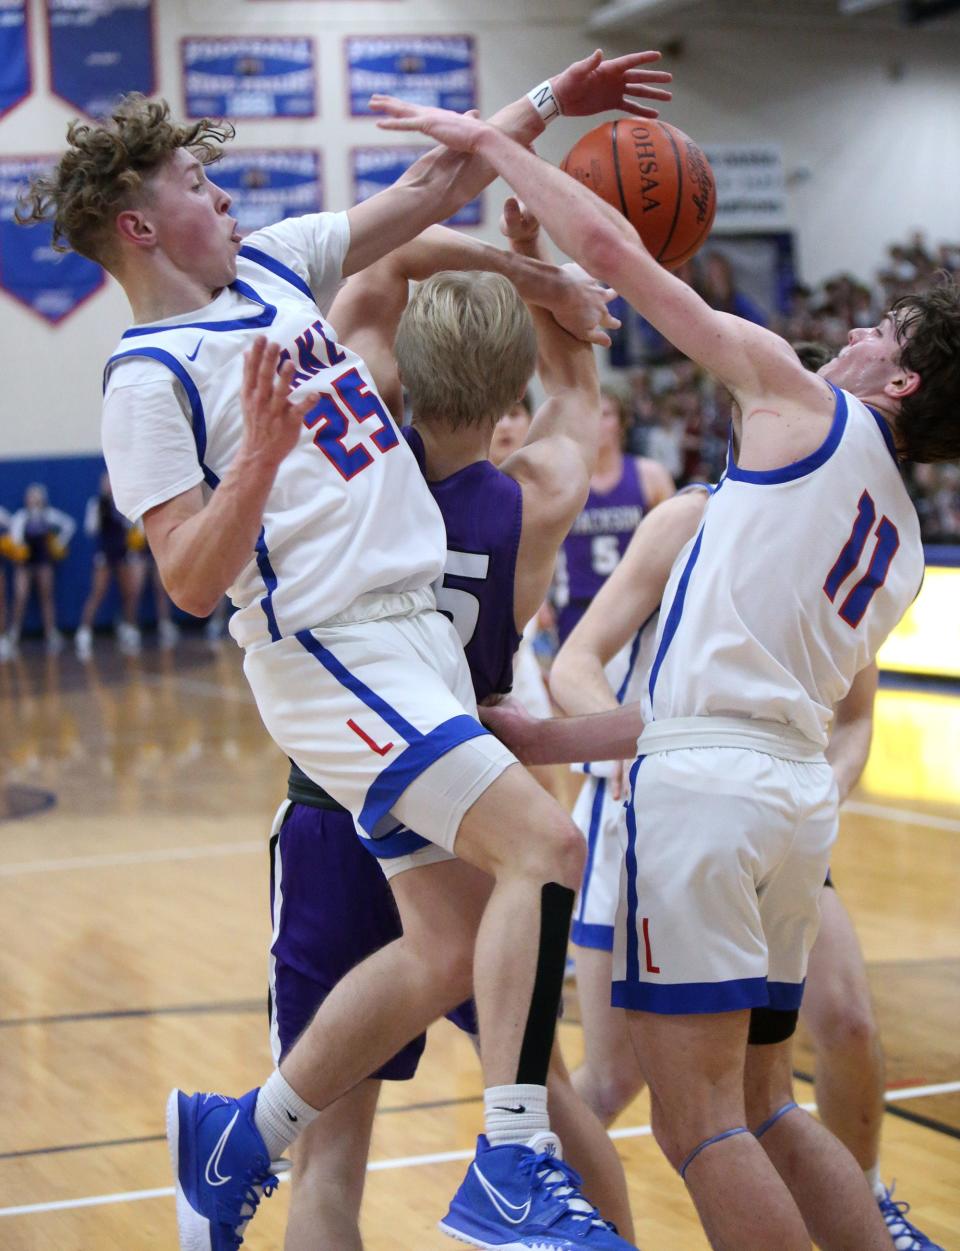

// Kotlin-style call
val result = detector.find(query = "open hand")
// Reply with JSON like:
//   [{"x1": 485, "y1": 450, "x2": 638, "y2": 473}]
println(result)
[
  {"x1": 370, "y1": 96, "x2": 488, "y2": 152},
  {"x1": 553, "y1": 262, "x2": 620, "y2": 347},
  {"x1": 240, "y1": 337, "x2": 316, "y2": 468},
  {"x1": 552, "y1": 49, "x2": 672, "y2": 120}
]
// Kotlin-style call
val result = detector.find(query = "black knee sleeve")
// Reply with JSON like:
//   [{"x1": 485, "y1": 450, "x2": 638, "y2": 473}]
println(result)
[
  {"x1": 516, "y1": 882, "x2": 575, "y2": 1086},
  {"x1": 748, "y1": 1006, "x2": 799, "y2": 1045}
]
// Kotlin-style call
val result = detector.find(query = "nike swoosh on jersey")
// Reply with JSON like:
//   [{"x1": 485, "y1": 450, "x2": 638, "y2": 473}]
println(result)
[
  {"x1": 204, "y1": 1109, "x2": 240, "y2": 1187},
  {"x1": 186, "y1": 337, "x2": 204, "y2": 361},
  {"x1": 471, "y1": 1162, "x2": 533, "y2": 1224}
]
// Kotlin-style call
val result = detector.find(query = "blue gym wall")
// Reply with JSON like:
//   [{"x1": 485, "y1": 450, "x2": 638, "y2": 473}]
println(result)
[{"x1": 0, "y1": 454, "x2": 179, "y2": 633}]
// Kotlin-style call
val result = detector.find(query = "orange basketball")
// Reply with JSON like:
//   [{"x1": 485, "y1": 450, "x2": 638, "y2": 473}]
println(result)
[{"x1": 561, "y1": 119, "x2": 716, "y2": 270}]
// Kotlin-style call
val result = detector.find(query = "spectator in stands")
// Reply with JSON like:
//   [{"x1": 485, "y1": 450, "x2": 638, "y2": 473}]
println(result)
[{"x1": 701, "y1": 249, "x2": 768, "y2": 325}]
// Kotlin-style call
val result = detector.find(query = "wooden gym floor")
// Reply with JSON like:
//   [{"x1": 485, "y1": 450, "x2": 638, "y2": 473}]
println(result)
[{"x1": 0, "y1": 640, "x2": 958, "y2": 1250}]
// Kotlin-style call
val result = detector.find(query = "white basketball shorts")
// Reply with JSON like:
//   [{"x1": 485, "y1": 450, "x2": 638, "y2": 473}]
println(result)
[
  {"x1": 612, "y1": 744, "x2": 838, "y2": 1014},
  {"x1": 243, "y1": 591, "x2": 516, "y2": 878},
  {"x1": 571, "y1": 775, "x2": 627, "y2": 952}
]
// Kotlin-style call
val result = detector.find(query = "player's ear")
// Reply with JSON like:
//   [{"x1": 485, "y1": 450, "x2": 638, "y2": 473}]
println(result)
[
  {"x1": 885, "y1": 365, "x2": 921, "y2": 402},
  {"x1": 114, "y1": 207, "x2": 157, "y2": 250}
]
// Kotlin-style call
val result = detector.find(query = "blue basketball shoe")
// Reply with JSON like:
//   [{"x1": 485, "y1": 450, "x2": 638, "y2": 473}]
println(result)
[
  {"x1": 439, "y1": 1132, "x2": 639, "y2": 1249},
  {"x1": 166, "y1": 1088, "x2": 279, "y2": 1250},
  {"x1": 877, "y1": 1183, "x2": 945, "y2": 1250}
]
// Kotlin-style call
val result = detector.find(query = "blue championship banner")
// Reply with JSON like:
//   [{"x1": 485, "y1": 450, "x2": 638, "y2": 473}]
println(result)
[
  {"x1": 352, "y1": 147, "x2": 482, "y2": 228},
  {"x1": 213, "y1": 150, "x2": 322, "y2": 235},
  {"x1": 345, "y1": 35, "x2": 475, "y2": 117},
  {"x1": 0, "y1": 156, "x2": 105, "y2": 324},
  {"x1": 0, "y1": 0, "x2": 30, "y2": 121},
  {"x1": 46, "y1": 0, "x2": 154, "y2": 119},
  {"x1": 183, "y1": 37, "x2": 316, "y2": 119}
]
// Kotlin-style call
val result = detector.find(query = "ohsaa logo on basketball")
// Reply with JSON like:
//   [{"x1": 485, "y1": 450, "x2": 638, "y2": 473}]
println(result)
[
  {"x1": 628, "y1": 124, "x2": 662, "y2": 215},
  {"x1": 561, "y1": 118, "x2": 717, "y2": 270}
]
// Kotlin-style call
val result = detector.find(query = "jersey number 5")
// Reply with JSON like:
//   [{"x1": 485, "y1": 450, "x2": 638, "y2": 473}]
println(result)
[
  {"x1": 823, "y1": 490, "x2": 900, "y2": 628},
  {"x1": 302, "y1": 367, "x2": 399, "y2": 480},
  {"x1": 435, "y1": 550, "x2": 490, "y2": 647}
]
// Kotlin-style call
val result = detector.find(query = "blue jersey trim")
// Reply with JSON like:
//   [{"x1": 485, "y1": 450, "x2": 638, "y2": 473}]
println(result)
[
  {"x1": 295, "y1": 629, "x2": 421, "y2": 742},
  {"x1": 103, "y1": 346, "x2": 220, "y2": 490},
  {"x1": 119, "y1": 279, "x2": 278, "y2": 337},
  {"x1": 623, "y1": 756, "x2": 645, "y2": 983},
  {"x1": 767, "y1": 979, "x2": 805, "y2": 1011},
  {"x1": 611, "y1": 974, "x2": 770, "y2": 1014},
  {"x1": 647, "y1": 523, "x2": 706, "y2": 704},
  {"x1": 866, "y1": 404, "x2": 899, "y2": 465},
  {"x1": 254, "y1": 529, "x2": 281, "y2": 642},
  {"x1": 614, "y1": 624, "x2": 645, "y2": 703},
  {"x1": 240, "y1": 244, "x2": 316, "y2": 304},
  {"x1": 360, "y1": 821, "x2": 432, "y2": 859},
  {"x1": 571, "y1": 921, "x2": 614, "y2": 952},
  {"x1": 725, "y1": 383, "x2": 848, "y2": 485},
  {"x1": 359, "y1": 715, "x2": 489, "y2": 835},
  {"x1": 574, "y1": 778, "x2": 607, "y2": 930}
]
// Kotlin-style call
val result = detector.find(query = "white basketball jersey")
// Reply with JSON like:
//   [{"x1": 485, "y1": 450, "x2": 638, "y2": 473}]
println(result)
[
  {"x1": 102, "y1": 214, "x2": 446, "y2": 648},
  {"x1": 648, "y1": 386, "x2": 923, "y2": 747}
]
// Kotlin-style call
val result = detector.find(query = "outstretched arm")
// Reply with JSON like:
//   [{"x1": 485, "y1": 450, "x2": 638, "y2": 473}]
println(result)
[
  {"x1": 328, "y1": 221, "x2": 617, "y2": 411},
  {"x1": 550, "y1": 488, "x2": 708, "y2": 716},
  {"x1": 370, "y1": 101, "x2": 830, "y2": 420},
  {"x1": 492, "y1": 199, "x2": 602, "y2": 628},
  {"x1": 344, "y1": 50, "x2": 671, "y2": 278},
  {"x1": 481, "y1": 696, "x2": 645, "y2": 767}
]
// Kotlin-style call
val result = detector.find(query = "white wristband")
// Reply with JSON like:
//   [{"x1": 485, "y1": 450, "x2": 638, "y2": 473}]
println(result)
[{"x1": 527, "y1": 79, "x2": 561, "y2": 123}]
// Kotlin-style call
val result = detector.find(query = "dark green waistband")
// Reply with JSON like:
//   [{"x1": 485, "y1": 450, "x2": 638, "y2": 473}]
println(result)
[{"x1": 286, "y1": 761, "x2": 349, "y2": 814}]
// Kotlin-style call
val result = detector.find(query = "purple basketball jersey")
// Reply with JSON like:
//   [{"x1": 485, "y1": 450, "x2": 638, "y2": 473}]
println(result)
[
  {"x1": 404, "y1": 427, "x2": 523, "y2": 703},
  {"x1": 556, "y1": 456, "x2": 646, "y2": 643}
]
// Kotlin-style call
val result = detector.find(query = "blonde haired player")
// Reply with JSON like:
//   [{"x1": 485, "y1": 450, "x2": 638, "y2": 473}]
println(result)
[
  {"x1": 374, "y1": 94, "x2": 960, "y2": 1250},
  {"x1": 22, "y1": 53, "x2": 673, "y2": 1251}
]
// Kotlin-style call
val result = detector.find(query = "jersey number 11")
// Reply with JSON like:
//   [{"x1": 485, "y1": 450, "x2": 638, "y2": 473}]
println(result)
[{"x1": 823, "y1": 490, "x2": 900, "y2": 628}]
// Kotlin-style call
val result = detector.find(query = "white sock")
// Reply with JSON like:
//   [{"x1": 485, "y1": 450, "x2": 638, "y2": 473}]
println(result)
[
  {"x1": 484, "y1": 1084, "x2": 549, "y2": 1147},
  {"x1": 865, "y1": 1162, "x2": 885, "y2": 1198},
  {"x1": 254, "y1": 1070, "x2": 320, "y2": 1159}
]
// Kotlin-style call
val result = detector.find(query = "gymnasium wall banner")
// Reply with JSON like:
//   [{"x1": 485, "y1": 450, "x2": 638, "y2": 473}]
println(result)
[
  {"x1": 345, "y1": 35, "x2": 475, "y2": 117},
  {"x1": 0, "y1": 155, "x2": 105, "y2": 324},
  {"x1": 351, "y1": 147, "x2": 481, "y2": 227},
  {"x1": 0, "y1": 0, "x2": 30, "y2": 122},
  {"x1": 183, "y1": 36, "x2": 316, "y2": 119},
  {"x1": 701, "y1": 143, "x2": 788, "y2": 234},
  {"x1": 212, "y1": 150, "x2": 323, "y2": 235},
  {"x1": 46, "y1": 0, "x2": 154, "y2": 119}
]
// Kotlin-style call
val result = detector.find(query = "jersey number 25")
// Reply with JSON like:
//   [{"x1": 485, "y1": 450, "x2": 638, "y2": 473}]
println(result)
[{"x1": 302, "y1": 367, "x2": 399, "y2": 480}]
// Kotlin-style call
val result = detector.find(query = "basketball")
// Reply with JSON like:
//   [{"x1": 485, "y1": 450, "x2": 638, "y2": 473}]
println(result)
[{"x1": 561, "y1": 119, "x2": 717, "y2": 270}]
